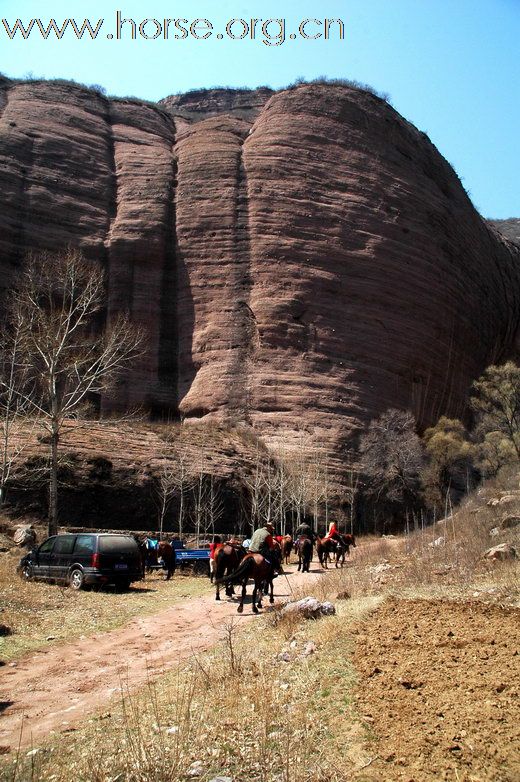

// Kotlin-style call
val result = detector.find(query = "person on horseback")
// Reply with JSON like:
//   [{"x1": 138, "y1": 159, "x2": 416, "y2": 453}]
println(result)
[
  {"x1": 294, "y1": 521, "x2": 316, "y2": 542},
  {"x1": 248, "y1": 521, "x2": 281, "y2": 574},
  {"x1": 323, "y1": 520, "x2": 342, "y2": 544}
]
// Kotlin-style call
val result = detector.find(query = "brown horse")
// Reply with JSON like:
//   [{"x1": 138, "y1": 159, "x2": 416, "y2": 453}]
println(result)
[
  {"x1": 281, "y1": 535, "x2": 293, "y2": 564},
  {"x1": 214, "y1": 543, "x2": 246, "y2": 600},
  {"x1": 297, "y1": 537, "x2": 313, "y2": 573},
  {"x1": 216, "y1": 553, "x2": 276, "y2": 614},
  {"x1": 157, "y1": 541, "x2": 176, "y2": 580},
  {"x1": 316, "y1": 536, "x2": 338, "y2": 569}
]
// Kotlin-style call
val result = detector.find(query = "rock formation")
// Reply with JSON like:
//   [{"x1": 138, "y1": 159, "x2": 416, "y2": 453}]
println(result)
[
  {"x1": 488, "y1": 218, "x2": 520, "y2": 246},
  {"x1": 0, "y1": 77, "x2": 519, "y2": 474}
]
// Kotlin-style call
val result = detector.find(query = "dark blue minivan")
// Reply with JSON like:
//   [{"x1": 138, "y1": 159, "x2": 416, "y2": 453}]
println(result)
[{"x1": 18, "y1": 533, "x2": 143, "y2": 590}]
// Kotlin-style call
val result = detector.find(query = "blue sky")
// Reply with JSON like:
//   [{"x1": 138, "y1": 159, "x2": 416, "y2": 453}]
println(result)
[{"x1": 1, "y1": 0, "x2": 518, "y2": 218}]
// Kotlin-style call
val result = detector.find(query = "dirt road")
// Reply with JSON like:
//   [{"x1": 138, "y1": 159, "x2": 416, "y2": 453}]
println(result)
[{"x1": 0, "y1": 564, "x2": 323, "y2": 751}]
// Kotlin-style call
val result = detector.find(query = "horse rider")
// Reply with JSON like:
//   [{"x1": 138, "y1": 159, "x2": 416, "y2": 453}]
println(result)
[
  {"x1": 323, "y1": 520, "x2": 342, "y2": 545},
  {"x1": 294, "y1": 521, "x2": 316, "y2": 542},
  {"x1": 248, "y1": 521, "x2": 281, "y2": 574}
]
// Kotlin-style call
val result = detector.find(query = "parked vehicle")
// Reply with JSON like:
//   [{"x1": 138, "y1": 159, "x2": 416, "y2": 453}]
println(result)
[{"x1": 18, "y1": 533, "x2": 144, "y2": 590}]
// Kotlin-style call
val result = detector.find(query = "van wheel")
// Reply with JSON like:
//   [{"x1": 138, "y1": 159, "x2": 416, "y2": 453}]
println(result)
[
  {"x1": 20, "y1": 564, "x2": 32, "y2": 581},
  {"x1": 69, "y1": 568, "x2": 85, "y2": 590}
]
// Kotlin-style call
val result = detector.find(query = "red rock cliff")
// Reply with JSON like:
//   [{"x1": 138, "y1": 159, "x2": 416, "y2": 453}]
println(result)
[{"x1": 0, "y1": 78, "x2": 519, "y2": 467}]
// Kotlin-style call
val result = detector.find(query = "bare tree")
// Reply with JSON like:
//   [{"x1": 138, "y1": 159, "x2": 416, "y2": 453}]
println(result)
[
  {"x1": 344, "y1": 465, "x2": 360, "y2": 535},
  {"x1": 155, "y1": 460, "x2": 178, "y2": 540},
  {"x1": 0, "y1": 308, "x2": 36, "y2": 505},
  {"x1": 205, "y1": 473, "x2": 225, "y2": 539},
  {"x1": 359, "y1": 409, "x2": 424, "y2": 530},
  {"x1": 8, "y1": 249, "x2": 142, "y2": 535}
]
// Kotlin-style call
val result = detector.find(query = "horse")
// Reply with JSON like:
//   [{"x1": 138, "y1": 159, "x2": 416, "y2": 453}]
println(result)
[
  {"x1": 157, "y1": 541, "x2": 176, "y2": 580},
  {"x1": 281, "y1": 535, "x2": 293, "y2": 564},
  {"x1": 297, "y1": 537, "x2": 313, "y2": 573},
  {"x1": 216, "y1": 552, "x2": 276, "y2": 614},
  {"x1": 316, "y1": 536, "x2": 338, "y2": 569},
  {"x1": 214, "y1": 543, "x2": 246, "y2": 601},
  {"x1": 335, "y1": 534, "x2": 357, "y2": 567}
]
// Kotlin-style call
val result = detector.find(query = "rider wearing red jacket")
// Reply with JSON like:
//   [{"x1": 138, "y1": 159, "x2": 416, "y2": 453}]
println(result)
[{"x1": 324, "y1": 521, "x2": 342, "y2": 544}]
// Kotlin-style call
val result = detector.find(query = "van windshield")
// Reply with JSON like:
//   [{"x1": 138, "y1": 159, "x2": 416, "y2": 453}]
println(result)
[{"x1": 99, "y1": 536, "x2": 138, "y2": 554}]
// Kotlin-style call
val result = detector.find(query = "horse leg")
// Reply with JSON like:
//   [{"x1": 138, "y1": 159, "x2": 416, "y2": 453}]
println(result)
[
  {"x1": 216, "y1": 580, "x2": 220, "y2": 600},
  {"x1": 237, "y1": 580, "x2": 246, "y2": 613},
  {"x1": 251, "y1": 583, "x2": 259, "y2": 614},
  {"x1": 269, "y1": 578, "x2": 274, "y2": 603},
  {"x1": 225, "y1": 569, "x2": 234, "y2": 597}
]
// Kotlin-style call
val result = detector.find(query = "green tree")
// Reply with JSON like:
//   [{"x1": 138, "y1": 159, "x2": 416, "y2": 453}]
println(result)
[
  {"x1": 470, "y1": 362, "x2": 520, "y2": 461},
  {"x1": 475, "y1": 430, "x2": 517, "y2": 477},
  {"x1": 421, "y1": 417, "x2": 473, "y2": 508}
]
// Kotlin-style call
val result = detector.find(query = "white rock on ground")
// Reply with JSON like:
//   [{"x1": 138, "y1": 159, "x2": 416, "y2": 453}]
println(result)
[
  {"x1": 484, "y1": 544, "x2": 517, "y2": 561},
  {"x1": 280, "y1": 597, "x2": 336, "y2": 619}
]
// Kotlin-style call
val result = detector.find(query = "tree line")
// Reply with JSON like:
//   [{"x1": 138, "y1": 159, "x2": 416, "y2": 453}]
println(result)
[{"x1": 358, "y1": 361, "x2": 520, "y2": 532}]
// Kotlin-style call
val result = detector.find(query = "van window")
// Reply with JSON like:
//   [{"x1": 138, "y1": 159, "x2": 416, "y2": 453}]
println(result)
[
  {"x1": 73, "y1": 535, "x2": 96, "y2": 555},
  {"x1": 99, "y1": 536, "x2": 138, "y2": 554},
  {"x1": 39, "y1": 537, "x2": 56, "y2": 554},
  {"x1": 53, "y1": 536, "x2": 75, "y2": 555}
]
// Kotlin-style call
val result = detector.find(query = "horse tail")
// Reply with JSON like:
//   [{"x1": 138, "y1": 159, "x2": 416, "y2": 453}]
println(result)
[{"x1": 216, "y1": 555, "x2": 255, "y2": 585}]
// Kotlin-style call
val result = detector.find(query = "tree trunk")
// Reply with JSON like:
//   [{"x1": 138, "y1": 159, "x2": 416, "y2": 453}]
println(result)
[{"x1": 48, "y1": 421, "x2": 59, "y2": 536}]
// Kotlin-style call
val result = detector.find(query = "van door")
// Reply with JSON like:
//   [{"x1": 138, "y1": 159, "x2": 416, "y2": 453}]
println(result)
[
  {"x1": 49, "y1": 535, "x2": 76, "y2": 581},
  {"x1": 34, "y1": 536, "x2": 56, "y2": 579},
  {"x1": 98, "y1": 535, "x2": 141, "y2": 579}
]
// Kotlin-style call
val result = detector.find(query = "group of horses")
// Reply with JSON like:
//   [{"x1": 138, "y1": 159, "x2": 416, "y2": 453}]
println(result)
[{"x1": 211, "y1": 532, "x2": 356, "y2": 614}]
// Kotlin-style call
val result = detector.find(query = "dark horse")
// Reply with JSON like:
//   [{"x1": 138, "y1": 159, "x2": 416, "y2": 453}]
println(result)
[
  {"x1": 216, "y1": 553, "x2": 276, "y2": 614},
  {"x1": 213, "y1": 543, "x2": 246, "y2": 601},
  {"x1": 297, "y1": 537, "x2": 313, "y2": 573},
  {"x1": 335, "y1": 534, "x2": 356, "y2": 567},
  {"x1": 316, "y1": 536, "x2": 338, "y2": 569},
  {"x1": 157, "y1": 541, "x2": 176, "y2": 580}
]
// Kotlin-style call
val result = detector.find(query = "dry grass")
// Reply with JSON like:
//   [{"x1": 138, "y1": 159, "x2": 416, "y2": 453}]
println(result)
[
  {"x1": 2, "y1": 477, "x2": 519, "y2": 781},
  {"x1": 0, "y1": 553, "x2": 208, "y2": 661},
  {"x1": 1, "y1": 596, "x2": 379, "y2": 782},
  {"x1": 289, "y1": 490, "x2": 520, "y2": 610}
]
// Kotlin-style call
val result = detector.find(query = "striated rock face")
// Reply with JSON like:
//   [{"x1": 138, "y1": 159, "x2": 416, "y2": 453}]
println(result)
[
  {"x1": 0, "y1": 78, "x2": 519, "y2": 473},
  {"x1": 159, "y1": 86, "x2": 273, "y2": 130}
]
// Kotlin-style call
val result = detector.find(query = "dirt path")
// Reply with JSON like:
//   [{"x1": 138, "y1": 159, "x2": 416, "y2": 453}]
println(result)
[{"x1": 0, "y1": 564, "x2": 323, "y2": 751}]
